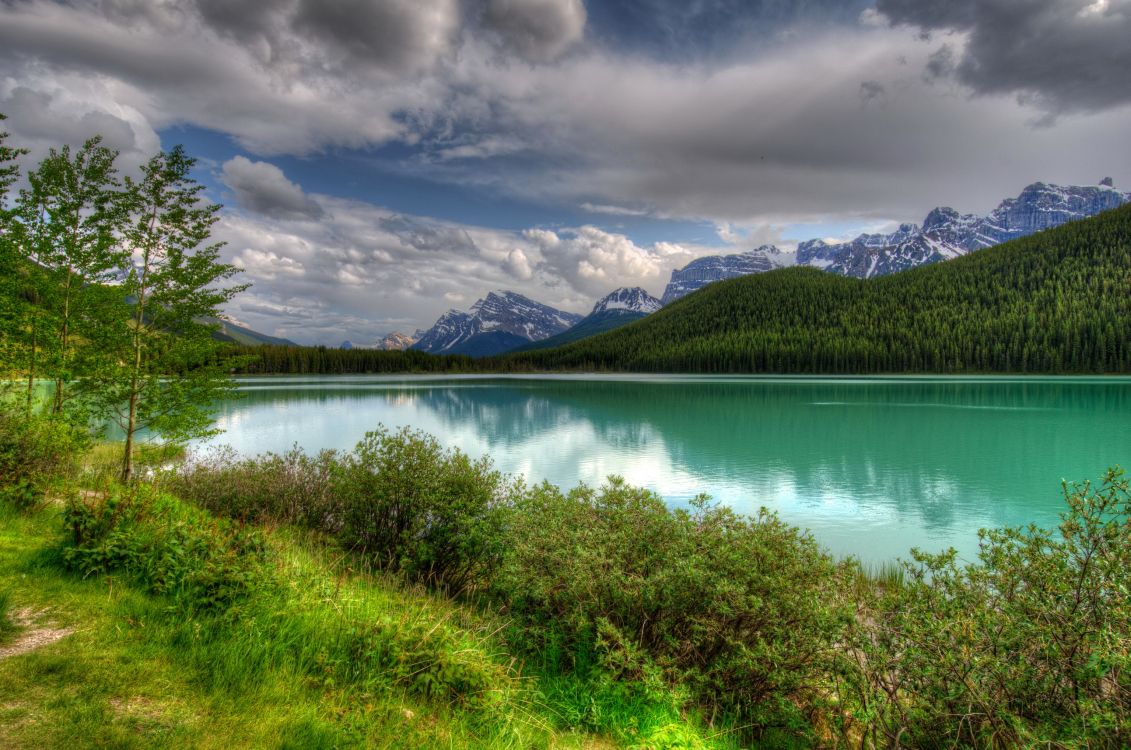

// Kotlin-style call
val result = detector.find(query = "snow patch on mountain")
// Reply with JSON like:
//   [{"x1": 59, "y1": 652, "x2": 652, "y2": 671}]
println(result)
[
  {"x1": 412, "y1": 291, "x2": 582, "y2": 354},
  {"x1": 590, "y1": 287, "x2": 662, "y2": 315}
]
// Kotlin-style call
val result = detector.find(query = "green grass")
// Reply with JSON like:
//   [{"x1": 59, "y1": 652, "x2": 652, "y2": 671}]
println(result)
[
  {"x1": 0, "y1": 497, "x2": 728, "y2": 749},
  {"x1": 0, "y1": 588, "x2": 17, "y2": 643},
  {"x1": 80, "y1": 441, "x2": 187, "y2": 484}
]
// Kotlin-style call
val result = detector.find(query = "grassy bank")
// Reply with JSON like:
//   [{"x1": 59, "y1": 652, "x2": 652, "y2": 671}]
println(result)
[
  {"x1": 1, "y1": 409, "x2": 1129, "y2": 748},
  {"x1": 0, "y1": 458, "x2": 734, "y2": 748}
]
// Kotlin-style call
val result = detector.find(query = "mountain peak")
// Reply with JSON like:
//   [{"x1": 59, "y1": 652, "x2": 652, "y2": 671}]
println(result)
[
  {"x1": 591, "y1": 287, "x2": 662, "y2": 315},
  {"x1": 413, "y1": 290, "x2": 582, "y2": 355}
]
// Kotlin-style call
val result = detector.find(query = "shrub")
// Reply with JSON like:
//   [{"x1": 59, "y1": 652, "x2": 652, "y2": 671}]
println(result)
[
  {"x1": 494, "y1": 478, "x2": 851, "y2": 741},
  {"x1": 62, "y1": 484, "x2": 271, "y2": 613},
  {"x1": 332, "y1": 426, "x2": 518, "y2": 593},
  {"x1": 0, "y1": 406, "x2": 87, "y2": 509},
  {"x1": 167, "y1": 445, "x2": 341, "y2": 530},
  {"x1": 844, "y1": 468, "x2": 1131, "y2": 748}
]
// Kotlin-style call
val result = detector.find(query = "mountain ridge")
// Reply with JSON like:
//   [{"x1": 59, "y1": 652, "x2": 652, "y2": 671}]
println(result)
[{"x1": 412, "y1": 290, "x2": 582, "y2": 357}]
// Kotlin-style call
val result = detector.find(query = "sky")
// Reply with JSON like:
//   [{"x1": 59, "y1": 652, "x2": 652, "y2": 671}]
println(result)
[{"x1": 1, "y1": 0, "x2": 1129, "y2": 345}]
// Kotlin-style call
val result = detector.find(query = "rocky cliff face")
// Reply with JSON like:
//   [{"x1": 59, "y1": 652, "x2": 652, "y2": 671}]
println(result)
[
  {"x1": 412, "y1": 291, "x2": 582, "y2": 354},
  {"x1": 378, "y1": 331, "x2": 418, "y2": 351},
  {"x1": 660, "y1": 245, "x2": 790, "y2": 304}
]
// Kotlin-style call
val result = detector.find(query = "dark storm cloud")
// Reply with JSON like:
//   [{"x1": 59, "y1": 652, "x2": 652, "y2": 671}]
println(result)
[
  {"x1": 481, "y1": 0, "x2": 587, "y2": 62},
  {"x1": 877, "y1": 0, "x2": 1131, "y2": 113},
  {"x1": 292, "y1": 0, "x2": 459, "y2": 74},
  {"x1": 923, "y1": 44, "x2": 955, "y2": 82}
]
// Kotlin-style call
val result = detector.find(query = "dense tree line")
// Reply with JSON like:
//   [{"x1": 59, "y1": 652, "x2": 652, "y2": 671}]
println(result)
[
  {"x1": 491, "y1": 204, "x2": 1131, "y2": 374},
  {"x1": 224, "y1": 344, "x2": 475, "y2": 375}
]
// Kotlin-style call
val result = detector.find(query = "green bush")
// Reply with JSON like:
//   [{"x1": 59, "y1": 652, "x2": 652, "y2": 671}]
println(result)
[
  {"x1": 61, "y1": 484, "x2": 271, "y2": 613},
  {"x1": 167, "y1": 445, "x2": 341, "y2": 530},
  {"x1": 844, "y1": 468, "x2": 1131, "y2": 748},
  {"x1": 0, "y1": 406, "x2": 87, "y2": 509},
  {"x1": 332, "y1": 426, "x2": 517, "y2": 593},
  {"x1": 495, "y1": 477, "x2": 851, "y2": 741}
]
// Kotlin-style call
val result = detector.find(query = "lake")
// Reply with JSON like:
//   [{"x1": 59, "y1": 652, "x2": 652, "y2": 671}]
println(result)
[{"x1": 192, "y1": 375, "x2": 1131, "y2": 565}]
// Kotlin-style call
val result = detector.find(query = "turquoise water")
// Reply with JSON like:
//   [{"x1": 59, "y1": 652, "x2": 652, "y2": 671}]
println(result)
[{"x1": 193, "y1": 375, "x2": 1131, "y2": 565}]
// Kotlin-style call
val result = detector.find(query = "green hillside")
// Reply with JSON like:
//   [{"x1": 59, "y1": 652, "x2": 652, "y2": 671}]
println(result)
[
  {"x1": 494, "y1": 205, "x2": 1131, "y2": 374},
  {"x1": 208, "y1": 318, "x2": 296, "y2": 347},
  {"x1": 511, "y1": 310, "x2": 650, "y2": 352}
]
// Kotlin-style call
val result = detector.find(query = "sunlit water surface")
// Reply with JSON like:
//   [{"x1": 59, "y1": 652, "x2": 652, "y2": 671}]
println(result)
[{"x1": 190, "y1": 375, "x2": 1131, "y2": 565}]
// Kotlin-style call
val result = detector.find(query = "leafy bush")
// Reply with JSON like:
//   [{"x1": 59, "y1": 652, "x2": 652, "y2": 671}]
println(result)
[
  {"x1": 0, "y1": 406, "x2": 87, "y2": 509},
  {"x1": 332, "y1": 426, "x2": 518, "y2": 593},
  {"x1": 62, "y1": 484, "x2": 271, "y2": 613},
  {"x1": 844, "y1": 468, "x2": 1131, "y2": 748},
  {"x1": 167, "y1": 445, "x2": 341, "y2": 530},
  {"x1": 495, "y1": 477, "x2": 851, "y2": 741}
]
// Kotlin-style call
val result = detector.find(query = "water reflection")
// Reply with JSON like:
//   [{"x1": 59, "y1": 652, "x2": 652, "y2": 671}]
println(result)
[{"x1": 197, "y1": 376, "x2": 1131, "y2": 564}]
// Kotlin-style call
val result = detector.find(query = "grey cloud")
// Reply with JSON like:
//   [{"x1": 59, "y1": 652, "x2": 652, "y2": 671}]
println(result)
[
  {"x1": 482, "y1": 0, "x2": 587, "y2": 62},
  {"x1": 877, "y1": 0, "x2": 1131, "y2": 114},
  {"x1": 292, "y1": 0, "x2": 459, "y2": 74},
  {"x1": 923, "y1": 44, "x2": 955, "y2": 83},
  {"x1": 221, "y1": 156, "x2": 323, "y2": 220},
  {"x1": 4, "y1": 87, "x2": 137, "y2": 153},
  {"x1": 377, "y1": 215, "x2": 479, "y2": 254},
  {"x1": 859, "y1": 80, "x2": 886, "y2": 106}
]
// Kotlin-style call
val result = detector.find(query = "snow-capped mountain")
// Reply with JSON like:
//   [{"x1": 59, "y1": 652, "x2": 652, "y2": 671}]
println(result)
[
  {"x1": 378, "y1": 331, "x2": 418, "y2": 351},
  {"x1": 660, "y1": 245, "x2": 792, "y2": 304},
  {"x1": 412, "y1": 291, "x2": 583, "y2": 355},
  {"x1": 590, "y1": 287, "x2": 662, "y2": 315},
  {"x1": 800, "y1": 180, "x2": 1131, "y2": 279},
  {"x1": 664, "y1": 179, "x2": 1131, "y2": 292}
]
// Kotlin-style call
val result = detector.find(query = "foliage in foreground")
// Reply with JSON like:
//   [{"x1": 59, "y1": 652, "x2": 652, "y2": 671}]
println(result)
[
  {"x1": 168, "y1": 427, "x2": 517, "y2": 594},
  {"x1": 168, "y1": 429, "x2": 1131, "y2": 748},
  {"x1": 844, "y1": 468, "x2": 1131, "y2": 748},
  {"x1": 3, "y1": 413, "x2": 1130, "y2": 748},
  {"x1": 0, "y1": 404, "x2": 87, "y2": 509},
  {"x1": 498, "y1": 480, "x2": 849, "y2": 743}
]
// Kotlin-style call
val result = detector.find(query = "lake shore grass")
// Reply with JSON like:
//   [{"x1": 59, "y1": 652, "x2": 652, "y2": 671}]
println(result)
[{"x1": 0, "y1": 475, "x2": 733, "y2": 749}]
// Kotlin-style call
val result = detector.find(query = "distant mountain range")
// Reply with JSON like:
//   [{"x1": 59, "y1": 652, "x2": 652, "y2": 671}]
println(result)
[
  {"x1": 402, "y1": 178, "x2": 1130, "y2": 357},
  {"x1": 411, "y1": 291, "x2": 582, "y2": 357},
  {"x1": 497, "y1": 203, "x2": 1131, "y2": 373},
  {"x1": 660, "y1": 178, "x2": 1130, "y2": 303}
]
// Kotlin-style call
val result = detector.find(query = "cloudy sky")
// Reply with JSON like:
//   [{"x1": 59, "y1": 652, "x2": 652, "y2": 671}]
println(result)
[{"x1": 1, "y1": 0, "x2": 1129, "y2": 344}]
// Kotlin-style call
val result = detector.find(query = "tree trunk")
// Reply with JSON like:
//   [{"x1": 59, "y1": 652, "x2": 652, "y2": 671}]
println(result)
[
  {"x1": 25, "y1": 317, "x2": 37, "y2": 416},
  {"x1": 121, "y1": 390, "x2": 138, "y2": 483}
]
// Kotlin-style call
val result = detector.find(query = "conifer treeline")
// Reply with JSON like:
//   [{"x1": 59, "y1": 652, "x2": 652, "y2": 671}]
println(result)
[
  {"x1": 226, "y1": 345, "x2": 474, "y2": 375},
  {"x1": 490, "y1": 204, "x2": 1131, "y2": 374}
]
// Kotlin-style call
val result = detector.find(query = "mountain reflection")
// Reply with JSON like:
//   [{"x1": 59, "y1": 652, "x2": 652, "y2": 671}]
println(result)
[{"x1": 200, "y1": 376, "x2": 1131, "y2": 564}]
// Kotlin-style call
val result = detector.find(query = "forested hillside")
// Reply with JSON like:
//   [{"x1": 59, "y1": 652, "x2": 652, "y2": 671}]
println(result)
[{"x1": 494, "y1": 205, "x2": 1131, "y2": 374}]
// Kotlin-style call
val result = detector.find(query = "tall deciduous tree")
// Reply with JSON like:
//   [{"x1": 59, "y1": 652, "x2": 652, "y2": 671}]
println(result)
[
  {"x1": 0, "y1": 115, "x2": 27, "y2": 382},
  {"x1": 88, "y1": 146, "x2": 246, "y2": 482},
  {"x1": 16, "y1": 137, "x2": 127, "y2": 416}
]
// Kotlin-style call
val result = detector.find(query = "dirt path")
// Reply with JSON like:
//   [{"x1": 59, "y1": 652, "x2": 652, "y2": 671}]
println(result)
[{"x1": 0, "y1": 608, "x2": 74, "y2": 660}]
